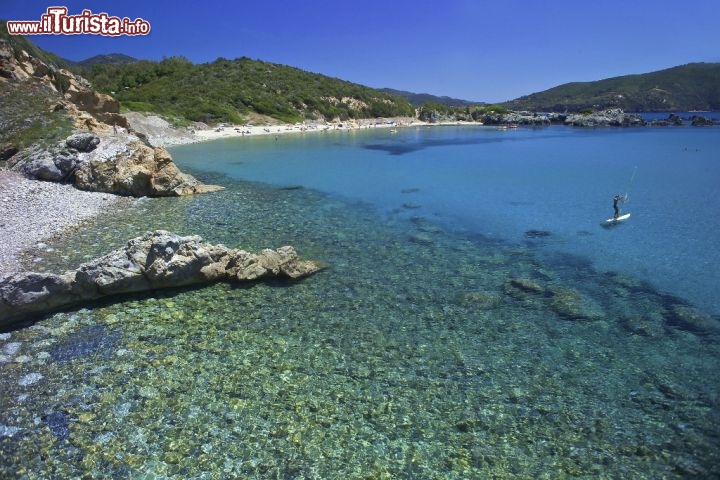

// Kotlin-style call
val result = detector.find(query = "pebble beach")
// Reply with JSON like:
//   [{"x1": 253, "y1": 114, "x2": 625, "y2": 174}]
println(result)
[{"x1": 0, "y1": 170, "x2": 130, "y2": 277}]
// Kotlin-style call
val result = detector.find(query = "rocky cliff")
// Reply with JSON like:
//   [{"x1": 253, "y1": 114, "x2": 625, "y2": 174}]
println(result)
[
  {"x1": 0, "y1": 231, "x2": 322, "y2": 326},
  {"x1": 0, "y1": 37, "x2": 222, "y2": 197}
]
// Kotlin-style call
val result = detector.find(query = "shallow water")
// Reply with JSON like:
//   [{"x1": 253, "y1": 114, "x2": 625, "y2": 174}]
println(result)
[{"x1": 1, "y1": 126, "x2": 720, "y2": 479}]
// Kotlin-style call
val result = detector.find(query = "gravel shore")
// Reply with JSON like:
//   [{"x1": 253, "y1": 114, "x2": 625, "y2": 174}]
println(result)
[{"x1": 0, "y1": 170, "x2": 131, "y2": 277}]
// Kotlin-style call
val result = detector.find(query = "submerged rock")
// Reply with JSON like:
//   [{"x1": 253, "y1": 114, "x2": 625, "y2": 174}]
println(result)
[
  {"x1": 0, "y1": 230, "x2": 323, "y2": 327},
  {"x1": 549, "y1": 287, "x2": 604, "y2": 321},
  {"x1": 505, "y1": 278, "x2": 546, "y2": 297},
  {"x1": 621, "y1": 314, "x2": 664, "y2": 337},
  {"x1": 664, "y1": 305, "x2": 720, "y2": 336},
  {"x1": 43, "y1": 411, "x2": 70, "y2": 439},
  {"x1": 525, "y1": 229, "x2": 552, "y2": 239},
  {"x1": 458, "y1": 291, "x2": 501, "y2": 309},
  {"x1": 50, "y1": 324, "x2": 119, "y2": 362},
  {"x1": 408, "y1": 232, "x2": 434, "y2": 245},
  {"x1": 503, "y1": 278, "x2": 605, "y2": 321}
]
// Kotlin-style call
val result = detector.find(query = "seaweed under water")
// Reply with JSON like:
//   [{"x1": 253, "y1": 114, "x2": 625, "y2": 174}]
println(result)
[{"x1": 1, "y1": 172, "x2": 719, "y2": 479}]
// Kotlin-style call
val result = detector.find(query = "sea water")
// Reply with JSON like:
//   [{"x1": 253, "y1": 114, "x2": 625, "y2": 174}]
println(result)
[
  {"x1": 173, "y1": 124, "x2": 720, "y2": 314},
  {"x1": 1, "y1": 123, "x2": 719, "y2": 479}
]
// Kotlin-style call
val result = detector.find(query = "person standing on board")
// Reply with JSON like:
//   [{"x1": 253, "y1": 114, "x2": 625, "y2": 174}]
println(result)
[{"x1": 613, "y1": 194, "x2": 626, "y2": 219}]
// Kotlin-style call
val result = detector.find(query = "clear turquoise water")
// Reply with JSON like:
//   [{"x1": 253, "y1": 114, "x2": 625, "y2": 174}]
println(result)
[
  {"x1": 173, "y1": 125, "x2": 720, "y2": 315},
  {"x1": 1, "y1": 125, "x2": 719, "y2": 479}
]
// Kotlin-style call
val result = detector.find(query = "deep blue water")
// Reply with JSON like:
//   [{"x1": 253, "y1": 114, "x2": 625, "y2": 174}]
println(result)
[{"x1": 172, "y1": 125, "x2": 720, "y2": 314}]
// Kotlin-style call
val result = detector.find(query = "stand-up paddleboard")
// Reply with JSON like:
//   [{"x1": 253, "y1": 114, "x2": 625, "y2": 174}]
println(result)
[{"x1": 604, "y1": 212, "x2": 631, "y2": 225}]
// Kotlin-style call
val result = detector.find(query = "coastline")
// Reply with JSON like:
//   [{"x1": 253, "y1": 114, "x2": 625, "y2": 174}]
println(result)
[
  {"x1": 0, "y1": 170, "x2": 135, "y2": 278},
  {"x1": 125, "y1": 108, "x2": 700, "y2": 149},
  {"x1": 124, "y1": 112, "x2": 480, "y2": 148}
]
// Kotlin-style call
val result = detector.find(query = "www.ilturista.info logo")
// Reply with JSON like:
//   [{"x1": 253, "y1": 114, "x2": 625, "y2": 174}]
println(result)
[{"x1": 7, "y1": 7, "x2": 151, "y2": 36}]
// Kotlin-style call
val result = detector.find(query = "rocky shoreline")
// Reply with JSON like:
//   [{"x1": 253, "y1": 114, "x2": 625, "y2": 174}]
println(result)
[{"x1": 124, "y1": 109, "x2": 719, "y2": 150}]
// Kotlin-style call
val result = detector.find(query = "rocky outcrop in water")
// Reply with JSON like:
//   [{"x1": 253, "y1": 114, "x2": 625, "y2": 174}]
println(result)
[
  {"x1": 479, "y1": 111, "x2": 552, "y2": 126},
  {"x1": 690, "y1": 115, "x2": 717, "y2": 126},
  {"x1": 0, "y1": 231, "x2": 322, "y2": 327},
  {"x1": 564, "y1": 108, "x2": 645, "y2": 127}
]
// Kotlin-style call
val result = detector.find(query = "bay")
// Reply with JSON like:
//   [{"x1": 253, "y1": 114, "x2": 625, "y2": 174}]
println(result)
[
  {"x1": 172, "y1": 124, "x2": 720, "y2": 314},
  {"x1": 1, "y1": 123, "x2": 718, "y2": 479}
]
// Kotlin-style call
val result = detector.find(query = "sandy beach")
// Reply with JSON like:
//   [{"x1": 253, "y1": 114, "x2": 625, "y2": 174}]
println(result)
[
  {"x1": 192, "y1": 117, "x2": 419, "y2": 143},
  {"x1": 123, "y1": 112, "x2": 478, "y2": 148}
]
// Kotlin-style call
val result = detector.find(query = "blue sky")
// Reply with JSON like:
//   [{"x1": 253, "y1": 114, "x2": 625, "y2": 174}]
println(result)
[{"x1": 2, "y1": 0, "x2": 718, "y2": 102}]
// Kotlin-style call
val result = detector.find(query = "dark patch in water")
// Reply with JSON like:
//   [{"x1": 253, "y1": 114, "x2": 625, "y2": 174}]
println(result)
[
  {"x1": 363, "y1": 137, "x2": 503, "y2": 155},
  {"x1": 50, "y1": 324, "x2": 119, "y2": 363},
  {"x1": 525, "y1": 230, "x2": 552, "y2": 239},
  {"x1": 543, "y1": 251, "x2": 595, "y2": 274},
  {"x1": 43, "y1": 411, "x2": 69, "y2": 439},
  {"x1": 278, "y1": 185, "x2": 304, "y2": 191},
  {"x1": 401, "y1": 188, "x2": 420, "y2": 194}
]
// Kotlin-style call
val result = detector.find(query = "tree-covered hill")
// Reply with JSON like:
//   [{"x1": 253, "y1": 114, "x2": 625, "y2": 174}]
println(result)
[
  {"x1": 76, "y1": 56, "x2": 415, "y2": 124},
  {"x1": 76, "y1": 53, "x2": 138, "y2": 68},
  {"x1": 379, "y1": 88, "x2": 477, "y2": 107},
  {"x1": 503, "y1": 63, "x2": 720, "y2": 112}
]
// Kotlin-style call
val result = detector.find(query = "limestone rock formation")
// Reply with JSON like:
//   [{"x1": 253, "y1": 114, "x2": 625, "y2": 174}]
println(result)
[
  {"x1": 72, "y1": 137, "x2": 224, "y2": 196},
  {"x1": 9, "y1": 133, "x2": 223, "y2": 196},
  {"x1": 0, "y1": 231, "x2": 323, "y2": 326}
]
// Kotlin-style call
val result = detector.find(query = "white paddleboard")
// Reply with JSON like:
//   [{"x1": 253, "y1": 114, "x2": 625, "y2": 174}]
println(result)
[{"x1": 605, "y1": 213, "x2": 631, "y2": 224}]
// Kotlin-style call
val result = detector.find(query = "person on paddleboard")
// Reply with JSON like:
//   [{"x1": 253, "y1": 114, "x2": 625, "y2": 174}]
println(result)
[{"x1": 613, "y1": 194, "x2": 626, "y2": 219}]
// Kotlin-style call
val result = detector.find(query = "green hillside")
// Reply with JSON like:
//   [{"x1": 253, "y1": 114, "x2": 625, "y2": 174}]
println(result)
[
  {"x1": 504, "y1": 63, "x2": 720, "y2": 112},
  {"x1": 76, "y1": 53, "x2": 138, "y2": 67},
  {"x1": 379, "y1": 88, "x2": 478, "y2": 107},
  {"x1": 77, "y1": 56, "x2": 415, "y2": 124}
]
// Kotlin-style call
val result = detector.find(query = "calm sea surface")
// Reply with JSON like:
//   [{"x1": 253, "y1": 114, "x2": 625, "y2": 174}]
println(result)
[
  {"x1": 1, "y1": 123, "x2": 719, "y2": 478},
  {"x1": 174, "y1": 124, "x2": 720, "y2": 314}
]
